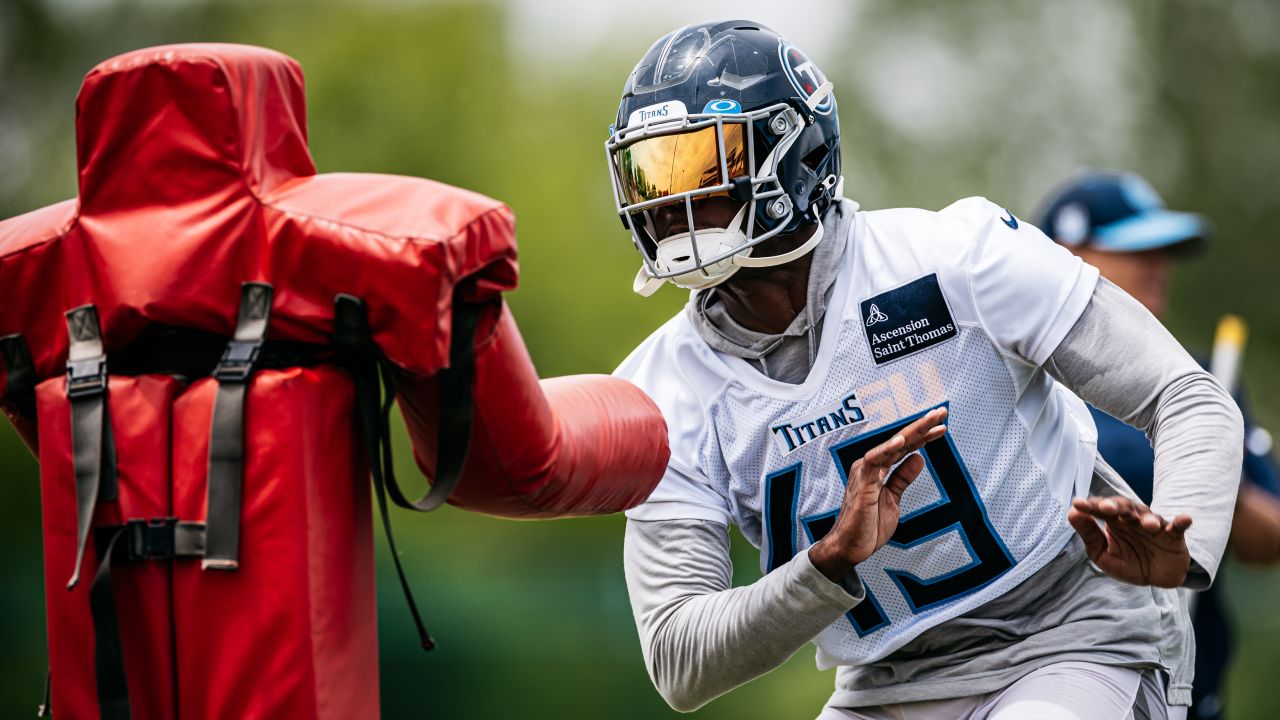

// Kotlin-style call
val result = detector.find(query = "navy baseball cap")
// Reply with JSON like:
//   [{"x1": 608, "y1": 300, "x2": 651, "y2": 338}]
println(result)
[{"x1": 1034, "y1": 171, "x2": 1211, "y2": 254}]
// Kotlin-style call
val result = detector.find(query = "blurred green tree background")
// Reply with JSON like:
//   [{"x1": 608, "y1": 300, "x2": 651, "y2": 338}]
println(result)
[{"x1": 2, "y1": 0, "x2": 1279, "y2": 717}]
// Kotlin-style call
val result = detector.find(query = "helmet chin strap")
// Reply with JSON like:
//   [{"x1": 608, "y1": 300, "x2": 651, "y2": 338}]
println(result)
[
  {"x1": 633, "y1": 268, "x2": 666, "y2": 297},
  {"x1": 634, "y1": 261, "x2": 736, "y2": 296},
  {"x1": 735, "y1": 173, "x2": 847, "y2": 269},
  {"x1": 733, "y1": 217, "x2": 823, "y2": 268},
  {"x1": 806, "y1": 81, "x2": 834, "y2": 111}
]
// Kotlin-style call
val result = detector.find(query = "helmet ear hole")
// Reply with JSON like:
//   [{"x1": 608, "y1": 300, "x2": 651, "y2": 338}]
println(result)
[{"x1": 802, "y1": 144, "x2": 829, "y2": 171}]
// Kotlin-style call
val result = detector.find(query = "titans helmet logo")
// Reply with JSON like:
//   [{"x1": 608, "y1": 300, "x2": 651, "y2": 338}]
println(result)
[{"x1": 779, "y1": 42, "x2": 834, "y2": 115}]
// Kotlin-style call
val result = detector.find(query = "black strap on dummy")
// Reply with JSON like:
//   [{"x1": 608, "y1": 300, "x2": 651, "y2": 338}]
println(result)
[
  {"x1": 333, "y1": 293, "x2": 478, "y2": 651},
  {"x1": 203, "y1": 282, "x2": 273, "y2": 570},
  {"x1": 89, "y1": 528, "x2": 132, "y2": 720},
  {"x1": 89, "y1": 519, "x2": 207, "y2": 720},
  {"x1": 65, "y1": 305, "x2": 119, "y2": 590},
  {"x1": 106, "y1": 326, "x2": 329, "y2": 380},
  {"x1": 0, "y1": 333, "x2": 36, "y2": 419},
  {"x1": 382, "y1": 298, "x2": 477, "y2": 513}
]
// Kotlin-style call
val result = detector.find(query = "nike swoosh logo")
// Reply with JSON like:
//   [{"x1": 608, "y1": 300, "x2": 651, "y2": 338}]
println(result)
[{"x1": 1001, "y1": 209, "x2": 1018, "y2": 229}]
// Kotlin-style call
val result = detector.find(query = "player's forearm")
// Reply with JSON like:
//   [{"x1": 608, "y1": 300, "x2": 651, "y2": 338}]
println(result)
[
  {"x1": 1144, "y1": 371, "x2": 1243, "y2": 585},
  {"x1": 624, "y1": 518, "x2": 859, "y2": 712},
  {"x1": 1046, "y1": 278, "x2": 1243, "y2": 586},
  {"x1": 1229, "y1": 482, "x2": 1280, "y2": 566}
]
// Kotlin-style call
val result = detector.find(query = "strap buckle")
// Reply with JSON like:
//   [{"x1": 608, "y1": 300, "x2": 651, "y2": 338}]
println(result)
[
  {"x1": 66, "y1": 356, "x2": 107, "y2": 398},
  {"x1": 212, "y1": 338, "x2": 262, "y2": 383},
  {"x1": 123, "y1": 517, "x2": 178, "y2": 561}
]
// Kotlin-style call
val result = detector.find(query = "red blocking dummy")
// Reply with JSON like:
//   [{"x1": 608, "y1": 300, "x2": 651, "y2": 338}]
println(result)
[{"x1": 0, "y1": 44, "x2": 668, "y2": 718}]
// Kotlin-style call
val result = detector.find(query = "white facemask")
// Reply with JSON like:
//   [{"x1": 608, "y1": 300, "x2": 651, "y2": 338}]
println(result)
[{"x1": 632, "y1": 199, "x2": 830, "y2": 297}]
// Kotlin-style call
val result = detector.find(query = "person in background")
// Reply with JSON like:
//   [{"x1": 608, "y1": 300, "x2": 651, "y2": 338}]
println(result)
[{"x1": 1035, "y1": 170, "x2": 1280, "y2": 720}]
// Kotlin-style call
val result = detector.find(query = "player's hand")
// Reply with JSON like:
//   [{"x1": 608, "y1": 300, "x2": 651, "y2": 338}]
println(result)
[
  {"x1": 1067, "y1": 496, "x2": 1193, "y2": 588},
  {"x1": 809, "y1": 407, "x2": 948, "y2": 582}
]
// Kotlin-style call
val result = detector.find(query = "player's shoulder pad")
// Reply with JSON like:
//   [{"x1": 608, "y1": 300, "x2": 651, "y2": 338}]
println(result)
[
  {"x1": 861, "y1": 196, "x2": 1016, "y2": 239},
  {"x1": 856, "y1": 205, "x2": 950, "y2": 252},
  {"x1": 926, "y1": 197, "x2": 1034, "y2": 263},
  {"x1": 938, "y1": 196, "x2": 1024, "y2": 237},
  {"x1": 855, "y1": 197, "x2": 1017, "y2": 269}
]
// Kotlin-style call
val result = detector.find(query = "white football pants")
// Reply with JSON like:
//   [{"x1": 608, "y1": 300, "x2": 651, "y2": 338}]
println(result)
[{"x1": 816, "y1": 661, "x2": 1186, "y2": 720}]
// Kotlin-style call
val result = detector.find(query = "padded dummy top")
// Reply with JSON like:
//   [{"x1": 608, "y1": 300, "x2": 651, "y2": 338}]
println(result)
[
  {"x1": 76, "y1": 43, "x2": 315, "y2": 212},
  {"x1": 0, "y1": 43, "x2": 518, "y2": 387}
]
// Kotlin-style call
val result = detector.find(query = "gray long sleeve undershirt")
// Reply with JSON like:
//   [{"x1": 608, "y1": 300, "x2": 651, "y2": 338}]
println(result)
[
  {"x1": 1044, "y1": 277, "x2": 1243, "y2": 587},
  {"x1": 623, "y1": 278, "x2": 1243, "y2": 712},
  {"x1": 624, "y1": 520, "x2": 858, "y2": 712}
]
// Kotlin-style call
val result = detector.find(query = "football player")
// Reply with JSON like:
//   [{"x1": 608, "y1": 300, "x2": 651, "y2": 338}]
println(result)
[
  {"x1": 1035, "y1": 171, "x2": 1280, "y2": 720},
  {"x1": 605, "y1": 21, "x2": 1243, "y2": 720}
]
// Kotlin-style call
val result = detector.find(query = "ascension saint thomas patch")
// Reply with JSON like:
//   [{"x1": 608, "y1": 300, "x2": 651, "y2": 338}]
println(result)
[{"x1": 860, "y1": 273, "x2": 958, "y2": 365}]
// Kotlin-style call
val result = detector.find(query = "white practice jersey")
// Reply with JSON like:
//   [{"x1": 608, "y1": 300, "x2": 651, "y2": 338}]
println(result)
[{"x1": 617, "y1": 197, "x2": 1102, "y2": 665}]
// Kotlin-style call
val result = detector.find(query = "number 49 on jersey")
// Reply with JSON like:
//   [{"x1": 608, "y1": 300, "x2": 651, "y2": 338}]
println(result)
[{"x1": 764, "y1": 404, "x2": 1016, "y2": 636}]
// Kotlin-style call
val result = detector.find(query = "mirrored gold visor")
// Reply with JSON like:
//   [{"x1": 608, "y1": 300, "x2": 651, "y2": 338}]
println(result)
[{"x1": 615, "y1": 123, "x2": 747, "y2": 206}]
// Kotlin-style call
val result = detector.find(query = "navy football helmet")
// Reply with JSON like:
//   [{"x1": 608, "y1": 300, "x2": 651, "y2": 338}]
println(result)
[{"x1": 606, "y1": 21, "x2": 843, "y2": 295}]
